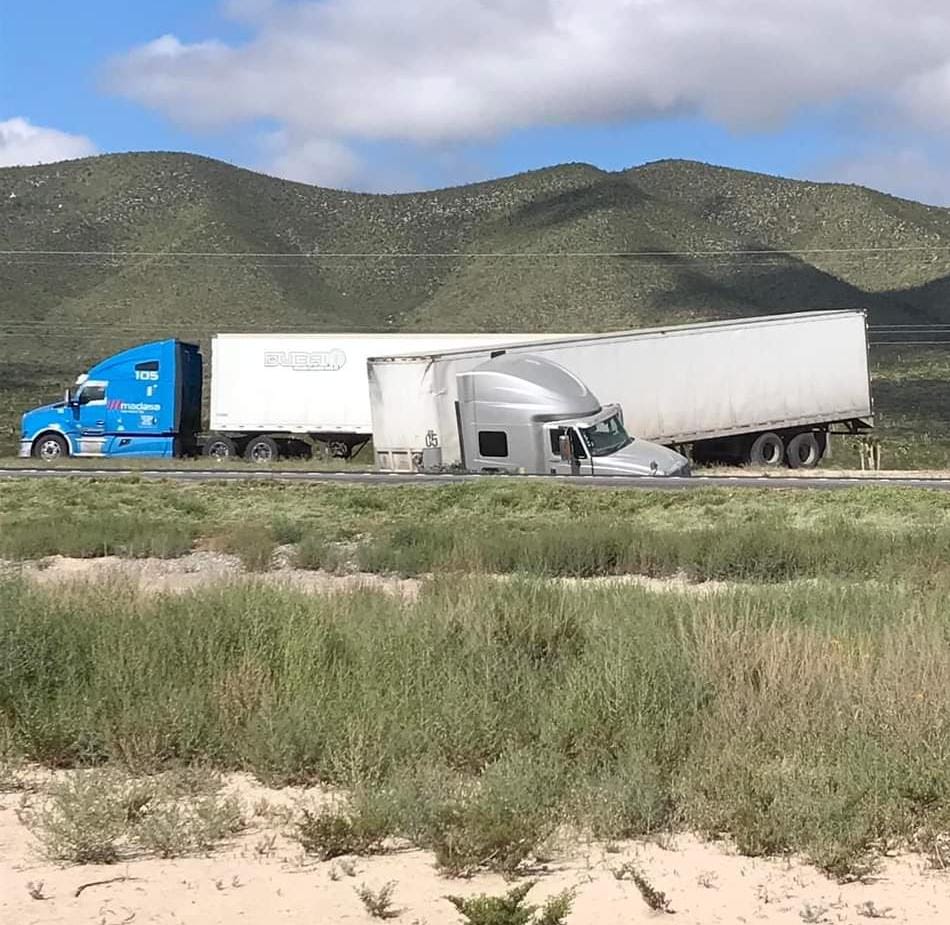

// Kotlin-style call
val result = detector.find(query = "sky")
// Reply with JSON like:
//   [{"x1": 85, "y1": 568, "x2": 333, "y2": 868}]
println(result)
[{"x1": 3, "y1": 0, "x2": 950, "y2": 201}]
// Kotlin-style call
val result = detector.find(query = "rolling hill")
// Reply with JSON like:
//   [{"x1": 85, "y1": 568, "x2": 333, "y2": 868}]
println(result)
[{"x1": 3, "y1": 152, "x2": 950, "y2": 458}]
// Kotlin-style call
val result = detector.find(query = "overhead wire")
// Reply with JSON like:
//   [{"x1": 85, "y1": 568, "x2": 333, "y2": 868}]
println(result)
[{"x1": 5, "y1": 246, "x2": 950, "y2": 347}]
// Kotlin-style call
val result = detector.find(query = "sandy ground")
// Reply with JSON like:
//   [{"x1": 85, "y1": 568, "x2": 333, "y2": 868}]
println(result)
[
  {"x1": 0, "y1": 551, "x2": 734, "y2": 598},
  {"x1": 1, "y1": 773, "x2": 948, "y2": 925},
  {"x1": 0, "y1": 551, "x2": 423, "y2": 599}
]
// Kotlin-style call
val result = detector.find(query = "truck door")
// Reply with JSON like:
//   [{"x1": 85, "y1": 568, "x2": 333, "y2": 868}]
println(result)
[
  {"x1": 545, "y1": 425, "x2": 593, "y2": 475},
  {"x1": 76, "y1": 382, "x2": 108, "y2": 436}
]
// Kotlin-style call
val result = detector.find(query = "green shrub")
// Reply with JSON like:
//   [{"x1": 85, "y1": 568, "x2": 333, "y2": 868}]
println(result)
[
  {"x1": 135, "y1": 794, "x2": 244, "y2": 858},
  {"x1": 212, "y1": 525, "x2": 276, "y2": 571},
  {"x1": 354, "y1": 881, "x2": 400, "y2": 919},
  {"x1": 270, "y1": 516, "x2": 305, "y2": 545},
  {"x1": 423, "y1": 753, "x2": 562, "y2": 876},
  {"x1": 24, "y1": 768, "x2": 245, "y2": 864},
  {"x1": 447, "y1": 882, "x2": 573, "y2": 925},
  {"x1": 26, "y1": 771, "x2": 135, "y2": 864},
  {"x1": 294, "y1": 533, "x2": 342, "y2": 571},
  {"x1": 295, "y1": 801, "x2": 390, "y2": 860}
]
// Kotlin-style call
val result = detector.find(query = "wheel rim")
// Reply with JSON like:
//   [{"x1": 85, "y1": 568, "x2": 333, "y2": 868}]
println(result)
[
  {"x1": 250, "y1": 443, "x2": 275, "y2": 462},
  {"x1": 207, "y1": 441, "x2": 231, "y2": 458},
  {"x1": 328, "y1": 441, "x2": 349, "y2": 458},
  {"x1": 39, "y1": 438, "x2": 64, "y2": 460},
  {"x1": 794, "y1": 438, "x2": 818, "y2": 466},
  {"x1": 763, "y1": 439, "x2": 782, "y2": 465}
]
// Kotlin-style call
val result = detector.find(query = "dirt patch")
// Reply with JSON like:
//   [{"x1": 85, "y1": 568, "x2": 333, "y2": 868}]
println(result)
[
  {"x1": 0, "y1": 553, "x2": 738, "y2": 598},
  {"x1": 1, "y1": 552, "x2": 423, "y2": 599},
  {"x1": 1, "y1": 771, "x2": 947, "y2": 924}
]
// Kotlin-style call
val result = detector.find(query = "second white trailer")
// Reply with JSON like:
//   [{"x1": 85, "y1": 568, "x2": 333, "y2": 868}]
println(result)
[
  {"x1": 369, "y1": 310, "x2": 873, "y2": 471},
  {"x1": 207, "y1": 332, "x2": 565, "y2": 458}
]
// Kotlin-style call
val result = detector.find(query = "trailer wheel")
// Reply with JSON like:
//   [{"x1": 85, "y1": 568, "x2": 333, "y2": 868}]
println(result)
[
  {"x1": 202, "y1": 435, "x2": 236, "y2": 460},
  {"x1": 787, "y1": 432, "x2": 824, "y2": 469},
  {"x1": 749, "y1": 431, "x2": 785, "y2": 467},
  {"x1": 327, "y1": 440, "x2": 352, "y2": 460},
  {"x1": 245, "y1": 436, "x2": 280, "y2": 464},
  {"x1": 32, "y1": 432, "x2": 69, "y2": 461}
]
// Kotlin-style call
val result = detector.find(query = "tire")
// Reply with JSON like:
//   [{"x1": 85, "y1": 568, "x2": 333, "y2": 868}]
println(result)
[
  {"x1": 202, "y1": 435, "x2": 237, "y2": 460},
  {"x1": 32, "y1": 432, "x2": 69, "y2": 461},
  {"x1": 244, "y1": 435, "x2": 280, "y2": 463},
  {"x1": 327, "y1": 440, "x2": 352, "y2": 460},
  {"x1": 787, "y1": 432, "x2": 824, "y2": 469},
  {"x1": 748, "y1": 431, "x2": 785, "y2": 467}
]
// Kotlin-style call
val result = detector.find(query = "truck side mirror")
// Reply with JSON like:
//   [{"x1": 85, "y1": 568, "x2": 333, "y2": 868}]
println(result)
[{"x1": 558, "y1": 433, "x2": 573, "y2": 461}]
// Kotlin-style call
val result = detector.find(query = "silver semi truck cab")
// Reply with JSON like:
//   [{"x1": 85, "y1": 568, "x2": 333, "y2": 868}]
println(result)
[{"x1": 395, "y1": 353, "x2": 690, "y2": 477}]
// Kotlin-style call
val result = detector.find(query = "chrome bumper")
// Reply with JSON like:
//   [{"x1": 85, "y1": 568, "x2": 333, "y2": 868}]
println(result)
[{"x1": 18, "y1": 440, "x2": 32, "y2": 458}]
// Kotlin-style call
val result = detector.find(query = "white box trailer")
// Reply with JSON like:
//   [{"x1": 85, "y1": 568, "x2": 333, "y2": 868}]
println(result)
[
  {"x1": 207, "y1": 332, "x2": 565, "y2": 459},
  {"x1": 369, "y1": 310, "x2": 873, "y2": 471}
]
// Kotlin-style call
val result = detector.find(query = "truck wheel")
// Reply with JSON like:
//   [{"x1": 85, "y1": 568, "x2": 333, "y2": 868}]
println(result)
[
  {"x1": 749, "y1": 431, "x2": 785, "y2": 467},
  {"x1": 787, "y1": 432, "x2": 823, "y2": 469},
  {"x1": 327, "y1": 440, "x2": 352, "y2": 460},
  {"x1": 202, "y1": 435, "x2": 236, "y2": 460},
  {"x1": 245, "y1": 436, "x2": 279, "y2": 463},
  {"x1": 32, "y1": 432, "x2": 69, "y2": 461}
]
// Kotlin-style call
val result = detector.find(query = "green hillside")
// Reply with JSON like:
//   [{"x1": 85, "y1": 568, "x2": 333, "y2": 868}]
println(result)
[{"x1": 2, "y1": 152, "x2": 950, "y2": 462}]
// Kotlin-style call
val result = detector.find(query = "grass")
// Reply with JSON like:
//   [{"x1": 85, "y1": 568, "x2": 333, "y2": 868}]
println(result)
[
  {"x1": 210, "y1": 524, "x2": 276, "y2": 572},
  {"x1": 4, "y1": 574, "x2": 950, "y2": 877},
  {"x1": 354, "y1": 519, "x2": 950, "y2": 582},
  {"x1": 4, "y1": 477, "x2": 950, "y2": 532},
  {"x1": 5, "y1": 479, "x2": 950, "y2": 568},
  {"x1": 0, "y1": 513, "x2": 194, "y2": 560},
  {"x1": 5, "y1": 479, "x2": 950, "y2": 877}
]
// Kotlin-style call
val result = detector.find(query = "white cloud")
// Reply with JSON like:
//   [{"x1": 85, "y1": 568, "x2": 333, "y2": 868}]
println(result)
[
  {"x1": 814, "y1": 148, "x2": 950, "y2": 207},
  {"x1": 0, "y1": 117, "x2": 98, "y2": 167},
  {"x1": 108, "y1": 2, "x2": 950, "y2": 139},
  {"x1": 262, "y1": 130, "x2": 362, "y2": 186},
  {"x1": 105, "y1": 1, "x2": 950, "y2": 189}
]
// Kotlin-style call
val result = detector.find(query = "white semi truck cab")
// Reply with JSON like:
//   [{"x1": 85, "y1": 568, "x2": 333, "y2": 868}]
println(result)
[{"x1": 374, "y1": 353, "x2": 691, "y2": 477}]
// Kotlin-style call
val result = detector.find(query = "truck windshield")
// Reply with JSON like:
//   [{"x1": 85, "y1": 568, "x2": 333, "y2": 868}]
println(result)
[{"x1": 581, "y1": 414, "x2": 632, "y2": 457}]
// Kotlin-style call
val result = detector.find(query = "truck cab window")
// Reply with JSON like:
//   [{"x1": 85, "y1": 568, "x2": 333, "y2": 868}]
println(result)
[
  {"x1": 478, "y1": 430, "x2": 509, "y2": 458},
  {"x1": 79, "y1": 385, "x2": 105, "y2": 404},
  {"x1": 581, "y1": 414, "x2": 631, "y2": 457}
]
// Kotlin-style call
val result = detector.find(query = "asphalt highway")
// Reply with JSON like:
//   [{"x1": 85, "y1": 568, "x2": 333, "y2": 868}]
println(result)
[{"x1": 3, "y1": 467, "x2": 950, "y2": 490}]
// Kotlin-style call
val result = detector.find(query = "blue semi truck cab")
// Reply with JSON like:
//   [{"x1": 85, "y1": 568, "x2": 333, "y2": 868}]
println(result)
[{"x1": 20, "y1": 340, "x2": 203, "y2": 460}]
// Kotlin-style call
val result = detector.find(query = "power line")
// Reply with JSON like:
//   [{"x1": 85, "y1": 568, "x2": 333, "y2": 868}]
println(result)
[{"x1": 4, "y1": 244, "x2": 950, "y2": 258}]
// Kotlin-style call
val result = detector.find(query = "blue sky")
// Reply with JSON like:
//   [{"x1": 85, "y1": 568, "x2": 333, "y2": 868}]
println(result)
[{"x1": 3, "y1": 1, "x2": 950, "y2": 201}]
